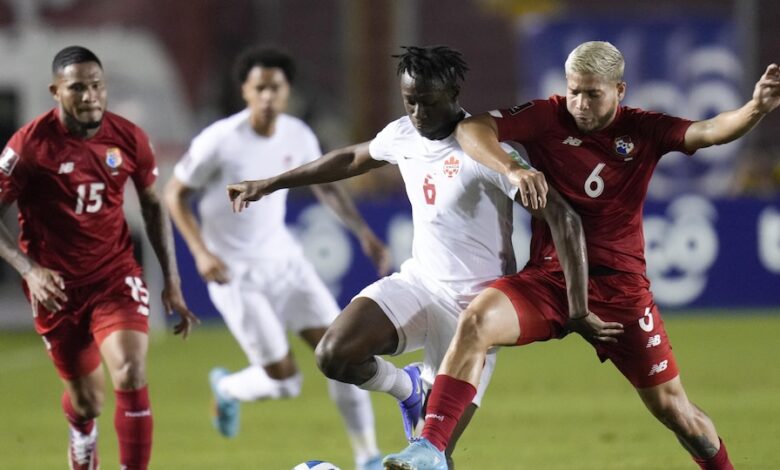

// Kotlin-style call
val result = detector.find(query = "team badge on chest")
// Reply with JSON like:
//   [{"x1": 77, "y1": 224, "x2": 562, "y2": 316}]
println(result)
[
  {"x1": 614, "y1": 136, "x2": 635, "y2": 161},
  {"x1": 105, "y1": 147, "x2": 123, "y2": 174},
  {"x1": 443, "y1": 155, "x2": 460, "y2": 178}
]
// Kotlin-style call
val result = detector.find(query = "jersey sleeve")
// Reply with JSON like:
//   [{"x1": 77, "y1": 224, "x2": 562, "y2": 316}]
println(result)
[
  {"x1": 0, "y1": 131, "x2": 31, "y2": 205},
  {"x1": 491, "y1": 99, "x2": 555, "y2": 144},
  {"x1": 173, "y1": 126, "x2": 221, "y2": 189},
  {"x1": 131, "y1": 127, "x2": 158, "y2": 189},
  {"x1": 368, "y1": 121, "x2": 400, "y2": 164},
  {"x1": 473, "y1": 143, "x2": 530, "y2": 200},
  {"x1": 639, "y1": 111, "x2": 694, "y2": 157}
]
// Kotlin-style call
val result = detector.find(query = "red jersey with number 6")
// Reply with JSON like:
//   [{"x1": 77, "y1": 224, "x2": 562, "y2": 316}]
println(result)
[
  {"x1": 0, "y1": 108, "x2": 157, "y2": 286},
  {"x1": 493, "y1": 95, "x2": 693, "y2": 274}
]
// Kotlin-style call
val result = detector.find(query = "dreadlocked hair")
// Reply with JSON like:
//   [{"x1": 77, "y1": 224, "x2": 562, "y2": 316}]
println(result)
[{"x1": 393, "y1": 45, "x2": 469, "y2": 95}]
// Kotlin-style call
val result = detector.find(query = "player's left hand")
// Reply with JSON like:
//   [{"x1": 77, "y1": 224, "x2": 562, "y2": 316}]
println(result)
[
  {"x1": 358, "y1": 229, "x2": 392, "y2": 276},
  {"x1": 161, "y1": 280, "x2": 200, "y2": 339},
  {"x1": 508, "y1": 167, "x2": 548, "y2": 210},
  {"x1": 566, "y1": 312, "x2": 624, "y2": 344},
  {"x1": 753, "y1": 63, "x2": 780, "y2": 114}
]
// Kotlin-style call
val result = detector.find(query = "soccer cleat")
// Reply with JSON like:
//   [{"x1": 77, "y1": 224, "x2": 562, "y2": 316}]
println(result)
[
  {"x1": 209, "y1": 367, "x2": 240, "y2": 438},
  {"x1": 398, "y1": 363, "x2": 424, "y2": 441},
  {"x1": 358, "y1": 454, "x2": 384, "y2": 470},
  {"x1": 382, "y1": 438, "x2": 446, "y2": 470},
  {"x1": 68, "y1": 424, "x2": 99, "y2": 470}
]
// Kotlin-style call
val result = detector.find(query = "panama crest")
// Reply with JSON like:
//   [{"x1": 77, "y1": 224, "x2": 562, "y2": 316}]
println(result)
[
  {"x1": 614, "y1": 135, "x2": 635, "y2": 160},
  {"x1": 106, "y1": 147, "x2": 123, "y2": 169}
]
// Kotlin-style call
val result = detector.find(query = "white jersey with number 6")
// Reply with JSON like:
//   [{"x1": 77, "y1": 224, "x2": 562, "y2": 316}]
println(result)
[{"x1": 368, "y1": 114, "x2": 523, "y2": 298}]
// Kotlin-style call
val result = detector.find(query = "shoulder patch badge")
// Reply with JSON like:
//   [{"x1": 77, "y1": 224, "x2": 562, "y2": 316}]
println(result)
[
  {"x1": 0, "y1": 147, "x2": 20, "y2": 176},
  {"x1": 507, "y1": 101, "x2": 534, "y2": 116}
]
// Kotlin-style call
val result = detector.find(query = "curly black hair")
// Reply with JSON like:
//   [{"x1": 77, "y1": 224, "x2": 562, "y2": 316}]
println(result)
[{"x1": 393, "y1": 45, "x2": 469, "y2": 94}]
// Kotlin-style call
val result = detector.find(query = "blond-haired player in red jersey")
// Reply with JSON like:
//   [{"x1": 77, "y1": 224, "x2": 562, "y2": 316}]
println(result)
[
  {"x1": 385, "y1": 41, "x2": 780, "y2": 470},
  {"x1": 0, "y1": 46, "x2": 198, "y2": 470}
]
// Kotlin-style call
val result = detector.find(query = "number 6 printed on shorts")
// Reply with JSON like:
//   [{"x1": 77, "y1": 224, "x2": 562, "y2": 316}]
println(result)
[
  {"x1": 639, "y1": 306, "x2": 654, "y2": 332},
  {"x1": 125, "y1": 276, "x2": 150, "y2": 316}
]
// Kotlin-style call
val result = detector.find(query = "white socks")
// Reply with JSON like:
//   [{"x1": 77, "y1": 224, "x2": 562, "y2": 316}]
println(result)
[
  {"x1": 328, "y1": 380, "x2": 380, "y2": 464},
  {"x1": 358, "y1": 356, "x2": 413, "y2": 401},
  {"x1": 217, "y1": 366, "x2": 302, "y2": 401}
]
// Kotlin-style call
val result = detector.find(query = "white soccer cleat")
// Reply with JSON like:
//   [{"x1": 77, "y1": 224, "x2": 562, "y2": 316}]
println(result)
[{"x1": 68, "y1": 424, "x2": 99, "y2": 470}]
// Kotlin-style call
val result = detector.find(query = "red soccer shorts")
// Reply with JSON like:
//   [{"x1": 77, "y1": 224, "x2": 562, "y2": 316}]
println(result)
[
  {"x1": 24, "y1": 268, "x2": 151, "y2": 380},
  {"x1": 491, "y1": 264, "x2": 679, "y2": 389}
]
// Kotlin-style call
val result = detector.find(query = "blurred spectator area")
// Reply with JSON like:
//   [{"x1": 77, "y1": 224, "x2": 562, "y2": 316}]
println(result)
[{"x1": 0, "y1": 0, "x2": 779, "y2": 200}]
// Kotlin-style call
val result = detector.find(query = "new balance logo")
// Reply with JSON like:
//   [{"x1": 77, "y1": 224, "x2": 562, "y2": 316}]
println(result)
[
  {"x1": 648, "y1": 360, "x2": 669, "y2": 376},
  {"x1": 562, "y1": 136, "x2": 582, "y2": 146},
  {"x1": 646, "y1": 334, "x2": 662, "y2": 348},
  {"x1": 58, "y1": 162, "x2": 74, "y2": 174},
  {"x1": 425, "y1": 413, "x2": 445, "y2": 422}
]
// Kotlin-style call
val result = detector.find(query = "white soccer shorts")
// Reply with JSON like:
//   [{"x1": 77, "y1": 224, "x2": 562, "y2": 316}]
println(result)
[
  {"x1": 355, "y1": 260, "x2": 497, "y2": 406},
  {"x1": 208, "y1": 255, "x2": 340, "y2": 366}
]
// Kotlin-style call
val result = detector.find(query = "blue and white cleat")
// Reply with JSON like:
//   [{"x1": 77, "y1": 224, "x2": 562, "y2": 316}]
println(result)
[
  {"x1": 209, "y1": 367, "x2": 240, "y2": 438},
  {"x1": 358, "y1": 454, "x2": 384, "y2": 470},
  {"x1": 382, "y1": 438, "x2": 446, "y2": 470},
  {"x1": 398, "y1": 363, "x2": 424, "y2": 440}
]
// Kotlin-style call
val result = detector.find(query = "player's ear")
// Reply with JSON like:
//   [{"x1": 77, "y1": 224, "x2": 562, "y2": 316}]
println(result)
[
  {"x1": 49, "y1": 82, "x2": 60, "y2": 102},
  {"x1": 616, "y1": 81, "x2": 627, "y2": 102}
]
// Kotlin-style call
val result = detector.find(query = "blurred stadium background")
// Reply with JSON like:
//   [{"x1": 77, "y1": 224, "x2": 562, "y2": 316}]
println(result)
[{"x1": 0, "y1": 0, "x2": 778, "y2": 468}]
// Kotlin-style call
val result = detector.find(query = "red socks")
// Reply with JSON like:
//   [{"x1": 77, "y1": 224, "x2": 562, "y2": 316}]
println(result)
[
  {"x1": 421, "y1": 375, "x2": 476, "y2": 451},
  {"x1": 114, "y1": 386, "x2": 153, "y2": 470},
  {"x1": 62, "y1": 391, "x2": 95, "y2": 435},
  {"x1": 693, "y1": 438, "x2": 733, "y2": 470}
]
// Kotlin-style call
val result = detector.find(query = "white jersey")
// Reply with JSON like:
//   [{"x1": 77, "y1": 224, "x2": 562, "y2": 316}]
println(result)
[
  {"x1": 368, "y1": 114, "x2": 522, "y2": 297},
  {"x1": 174, "y1": 110, "x2": 320, "y2": 262}
]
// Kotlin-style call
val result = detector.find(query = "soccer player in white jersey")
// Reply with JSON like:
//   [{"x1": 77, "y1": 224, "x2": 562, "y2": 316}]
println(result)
[
  {"x1": 227, "y1": 45, "x2": 611, "y2": 469},
  {"x1": 164, "y1": 47, "x2": 389, "y2": 470}
]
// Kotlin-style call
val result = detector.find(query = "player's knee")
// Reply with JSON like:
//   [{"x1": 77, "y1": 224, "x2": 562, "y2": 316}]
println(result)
[
  {"x1": 315, "y1": 334, "x2": 349, "y2": 381},
  {"x1": 650, "y1": 394, "x2": 696, "y2": 433},
  {"x1": 111, "y1": 359, "x2": 147, "y2": 390},
  {"x1": 456, "y1": 307, "x2": 492, "y2": 349}
]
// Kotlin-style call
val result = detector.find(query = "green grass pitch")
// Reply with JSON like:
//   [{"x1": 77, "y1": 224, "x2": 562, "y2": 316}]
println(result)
[{"x1": 1, "y1": 311, "x2": 778, "y2": 469}]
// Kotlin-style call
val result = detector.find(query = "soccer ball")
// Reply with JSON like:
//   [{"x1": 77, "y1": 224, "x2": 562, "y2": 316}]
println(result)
[{"x1": 292, "y1": 461, "x2": 341, "y2": 470}]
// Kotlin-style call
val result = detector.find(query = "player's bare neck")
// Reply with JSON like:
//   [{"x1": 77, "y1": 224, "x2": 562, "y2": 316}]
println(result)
[
  {"x1": 61, "y1": 113, "x2": 100, "y2": 139},
  {"x1": 250, "y1": 116, "x2": 276, "y2": 137}
]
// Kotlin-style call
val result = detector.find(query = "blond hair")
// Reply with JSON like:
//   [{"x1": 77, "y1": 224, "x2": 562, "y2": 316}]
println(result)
[{"x1": 565, "y1": 41, "x2": 624, "y2": 82}]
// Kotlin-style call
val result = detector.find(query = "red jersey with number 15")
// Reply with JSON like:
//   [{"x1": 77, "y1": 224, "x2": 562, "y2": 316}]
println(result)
[
  {"x1": 493, "y1": 95, "x2": 693, "y2": 274},
  {"x1": 0, "y1": 108, "x2": 157, "y2": 287}
]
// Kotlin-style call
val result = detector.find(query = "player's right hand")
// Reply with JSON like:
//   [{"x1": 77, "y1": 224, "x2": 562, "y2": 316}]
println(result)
[
  {"x1": 194, "y1": 250, "x2": 230, "y2": 284},
  {"x1": 226, "y1": 180, "x2": 269, "y2": 213},
  {"x1": 566, "y1": 312, "x2": 624, "y2": 344},
  {"x1": 23, "y1": 265, "x2": 67, "y2": 312},
  {"x1": 509, "y1": 167, "x2": 548, "y2": 210}
]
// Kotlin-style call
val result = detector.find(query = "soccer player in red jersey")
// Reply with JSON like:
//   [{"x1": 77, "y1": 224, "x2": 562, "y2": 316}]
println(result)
[
  {"x1": 0, "y1": 46, "x2": 198, "y2": 470},
  {"x1": 384, "y1": 41, "x2": 780, "y2": 470}
]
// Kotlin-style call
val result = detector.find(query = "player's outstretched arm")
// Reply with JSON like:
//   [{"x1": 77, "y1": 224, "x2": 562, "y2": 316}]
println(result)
[
  {"x1": 685, "y1": 63, "x2": 780, "y2": 152},
  {"x1": 311, "y1": 183, "x2": 392, "y2": 276},
  {"x1": 524, "y1": 188, "x2": 624, "y2": 344},
  {"x1": 226, "y1": 141, "x2": 386, "y2": 213},
  {"x1": 456, "y1": 114, "x2": 548, "y2": 209},
  {"x1": 138, "y1": 186, "x2": 200, "y2": 338},
  {"x1": 0, "y1": 202, "x2": 67, "y2": 311},
  {"x1": 164, "y1": 177, "x2": 230, "y2": 284}
]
